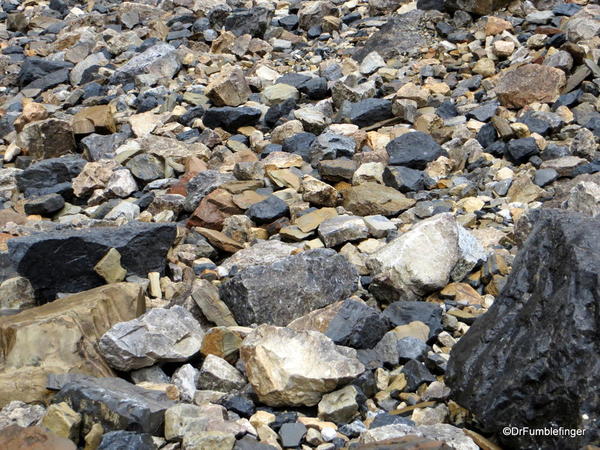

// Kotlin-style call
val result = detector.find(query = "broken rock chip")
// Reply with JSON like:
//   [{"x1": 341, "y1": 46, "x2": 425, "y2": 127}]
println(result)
[{"x1": 240, "y1": 325, "x2": 365, "y2": 406}]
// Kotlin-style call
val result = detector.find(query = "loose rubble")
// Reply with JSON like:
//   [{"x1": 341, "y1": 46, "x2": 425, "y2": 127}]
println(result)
[{"x1": 0, "y1": 0, "x2": 599, "y2": 448}]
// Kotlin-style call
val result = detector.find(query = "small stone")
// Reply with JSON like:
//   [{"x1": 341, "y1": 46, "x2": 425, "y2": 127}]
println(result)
[
  {"x1": 318, "y1": 215, "x2": 369, "y2": 247},
  {"x1": 245, "y1": 195, "x2": 289, "y2": 225},
  {"x1": 41, "y1": 402, "x2": 81, "y2": 442},
  {"x1": 279, "y1": 422, "x2": 307, "y2": 448},
  {"x1": 197, "y1": 355, "x2": 246, "y2": 392},
  {"x1": 23, "y1": 193, "x2": 65, "y2": 216},
  {"x1": 495, "y1": 64, "x2": 566, "y2": 108},
  {"x1": 93, "y1": 248, "x2": 127, "y2": 284}
]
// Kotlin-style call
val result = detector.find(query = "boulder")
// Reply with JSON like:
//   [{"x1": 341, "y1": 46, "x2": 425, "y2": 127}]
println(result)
[
  {"x1": 446, "y1": 209, "x2": 600, "y2": 448},
  {"x1": 220, "y1": 248, "x2": 357, "y2": 326},
  {"x1": 367, "y1": 214, "x2": 486, "y2": 300},
  {"x1": 8, "y1": 222, "x2": 176, "y2": 302},
  {"x1": 495, "y1": 64, "x2": 566, "y2": 108},
  {"x1": 0, "y1": 283, "x2": 144, "y2": 407},
  {"x1": 240, "y1": 325, "x2": 365, "y2": 406},
  {"x1": 14, "y1": 155, "x2": 85, "y2": 198},
  {"x1": 386, "y1": 132, "x2": 446, "y2": 170},
  {"x1": 99, "y1": 306, "x2": 205, "y2": 371}
]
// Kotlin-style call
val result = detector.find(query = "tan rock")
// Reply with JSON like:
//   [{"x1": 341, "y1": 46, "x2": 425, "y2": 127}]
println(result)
[
  {"x1": 392, "y1": 321, "x2": 430, "y2": 342},
  {"x1": 473, "y1": 58, "x2": 496, "y2": 77},
  {"x1": 83, "y1": 423, "x2": 103, "y2": 450},
  {"x1": 342, "y1": 183, "x2": 415, "y2": 217},
  {"x1": 295, "y1": 207, "x2": 338, "y2": 233},
  {"x1": 13, "y1": 101, "x2": 48, "y2": 133},
  {"x1": 93, "y1": 248, "x2": 126, "y2": 284},
  {"x1": 0, "y1": 283, "x2": 144, "y2": 407},
  {"x1": 507, "y1": 173, "x2": 544, "y2": 203},
  {"x1": 72, "y1": 105, "x2": 117, "y2": 135},
  {"x1": 41, "y1": 402, "x2": 81, "y2": 441},
  {"x1": 200, "y1": 327, "x2": 244, "y2": 364},
  {"x1": 301, "y1": 175, "x2": 339, "y2": 207},
  {"x1": 0, "y1": 425, "x2": 76, "y2": 450},
  {"x1": 396, "y1": 82, "x2": 429, "y2": 107},
  {"x1": 206, "y1": 65, "x2": 251, "y2": 107},
  {"x1": 72, "y1": 160, "x2": 119, "y2": 198},
  {"x1": 195, "y1": 227, "x2": 244, "y2": 253},
  {"x1": 495, "y1": 64, "x2": 566, "y2": 108},
  {"x1": 485, "y1": 17, "x2": 513, "y2": 36}
]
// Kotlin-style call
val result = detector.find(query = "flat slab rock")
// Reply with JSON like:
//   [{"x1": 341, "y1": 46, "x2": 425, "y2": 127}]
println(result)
[
  {"x1": 447, "y1": 209, "x2": 600, "y2": 449},
  {"x1": 220, "y1": 248, "x2": 358, "y2": 326},
  {"x1": 8, "y1": 222, "x2": 176, "y2": 302}
]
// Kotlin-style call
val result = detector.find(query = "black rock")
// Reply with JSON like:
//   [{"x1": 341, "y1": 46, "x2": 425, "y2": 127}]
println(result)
[
  {"x1": 417, "y1": 0, "x2": 444, "y2": 11},
  {"x1": 467, "y1": 101, "x2": 499, "y2": 122},
  {"x1": 476, "y1": 123, "x2": 498, "y2": 148},
  {"x1": 382, "y1": 301, "x2": 443, "y2": 342},
  {"x1": 265, "y1": 98, "x2": 297, "y2": 126},
  {"x1": 17, "y1": 57, "x2": 72, "y2": 88},
  {"x1": 309, "y1": 132, "x2": 355, "y2": 165},
  {"x1": 348, "y1": 98, "x2": 393, "y2": 127},
  {"x1": 383, "y1": 166, "x2": 425, "y2": 193},
  {"x1": 446, "y1": 209, "x2": 600, "y2": 449},
  {"x1": 396, "y1": 336, "x2": 429, "y2": 363},
  {"x1": 0, "y1": 111, "x2": 18, "y2": 139},
  {"x1": 8, "y1": 222, "x2": 176, "y2": 302},
  {"x1": 425, "y1": 353, "x2": 448, "y2": 374},
  {"x1": 277, "y1": 73, "x2": 328, "y2": 100},
  {"x1": 270, "y1": 411, "x2": 299, "y2": 432},
  {"x1": 401, "y1": 360, "x2": 436, "y2": 392},
  {"x1": 81, "y1": 133, "x2": 129, "y2": 161},
  {"x1": 351, "y1": 370, "x2": 377, "y2": 398},
  {"x1": 278, "y1": 423, "x2": 306, "y2": 448},
  {"x1": 98, "y1": 431, "x2": 157, "y2": 450},
  {"x1": 203, "y1": 106, "x2": 262, "y2": 132},
  {"x1": 386, "y1": 131, "x2": 446, "y2": 169},
  {"x1": 370, "y1": 413, "x2": 415, "y2": 428},
  {"x1": 436, "y1": 100, "x2": 458, "y2": 119},
  {"x1": 23, "y1": 193, "x2": 65, "y2": 216},
  {"x1": 235, "y1": 436, "x2": 278, "y2": 450},
  {"x1": 325, "y1": 299, "x2": 391, "y2": 349},
  {"x1": 53, "y1": 375, "x2": 174, "y2": 436},
  {"x1": 554, "y1": 3, "x2": 582, "y2": 16},
  {"x1": 15, "y1": 155, "x2": 86, "y2": 199},
  {"x1": 519, "y1": 110, "x2": 564, "y2": 136},
  {"x1": 219, "y1": 394, "x2": 256, "y2": 418},
  {"x1": 282, "y1": 132, "x2": 316, "y2": 162},
  {"x1": 279, "y1": 15, "x2": 299, "y2": 31},
  {"x1": 224, "y1": 7, "x2": 273, "y2": 38},
  {"x1": 506, "y1": 137, "x2": 540, "y2": 164},
  {"x1": 245, "y1": 195, "x2": 289, "y2": 224},
  {"x1": 533, "y1": 168, "x2": 558, "y2": 187},
  {"x1": 220, "y1": 248, "x2": 358, "y2": 326}
]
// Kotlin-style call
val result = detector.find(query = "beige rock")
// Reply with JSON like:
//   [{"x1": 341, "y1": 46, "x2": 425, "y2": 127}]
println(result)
[
  {"x1": 0, "y1": 425, "x2": 76, "y2": 450},
  {"x1": 507, "y1": 173, "x2": 544, "y2": 203},
  {"x1": 485, "y1": 17, "x2": 513, "y2": 36},
  {"x1": 93, "y1": 248, "x2": 126, "y2": 284},
  {"x1": 342, "y1": 183, "x2": 415, "y2": 217},
  {"x1": 83, "y1": 423, "x2": 103, "y2": 450},
  {"x1": 13, "y1": 101, "x2": 48, "y2": 133},
  {"x1": 301, "y1": 175, "x2": 339, "y2": 207},
  {"x1": 72, "y1": 160, "x2": 119, "y2": 198},
  {"x1": 206, "y1": 65, "x2": 251, "y2": 107},
  {"x1": 41, "y1": 402, "x2": 81, "y2": 441},
  {"x1": 262, "y1": 84, "x2": 299, "y2": 106},
  {"x1": 392, "y1": 321, "x2": 430, "y2": 342},
  {"x1": 473, "y1": 58, "x2": 496, "y2": 77},
  {"x1": 495, "y1": 64, "x2": 566, "y2": 108},
  {"x1": 72, "y1": 105, "x2": 117, "y2": 135},
  {"x1": 241, "y1": 325, "x2": 365, "y2": 407},
  {"x1": 493, "y1": 40, "x2": 515, "y2": 57},
  {"x1": 295, "y1": 207, "x2": 338, "y2": 233},
  {"x1": 396, "y1": 82, "x2": 429, "y2": 107},
  {"x1": 0, "y1": 283, "x2": 144, "y2": 407}
]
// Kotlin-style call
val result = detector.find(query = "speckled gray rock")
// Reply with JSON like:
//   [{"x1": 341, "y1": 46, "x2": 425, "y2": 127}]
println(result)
[
  {"x1": 220, "y1": 248, "x2": 358, "y2": 326},
  {"x1": 197, "y1": 355, "x2": 246, "y2": 392}
]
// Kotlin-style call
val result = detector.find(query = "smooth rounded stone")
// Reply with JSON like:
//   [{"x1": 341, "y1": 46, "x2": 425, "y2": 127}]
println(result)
[
  {"x1": 0, "y1": 425, "x2": 76, "y2": 450},
  {"x1": 383, "y1": 166, "x2": 426, "y2": 192},
  {"x1": 533, "y1": 168, "x2": 558, "y2": 187},
  {"x1": 566, "y1": 181, "x2": 600, "y2": 217},
  {"x1": 322, "y1": 298, "x2": 391, "y2": 349},
  {"x1": 244, "y1": 195, "x2": 289, "y2": 225},
  {"x1": 367, "y1": 213, "x2": 485, "y2": 300},
  {"x1": 446, "y1": 210, "x2": 600, "y2": 449},
  {"x1": 220, "y1": 248, "x2": 358, "y2": 326},
  {"x1": 171, "y1": 364, "x2": 200, "y2": 403},
  {"x1": 98, "y1": 430, "x2": 157, "y2": 450},
  {"x1": 98, "y1": 306, "x2": 205, "y2": 371},
  {"x1": 343, "y1": 183, "x2": 416, "y2": 217},
  {"x1": 347, "y1": 98, "x2": 393, "y2": 127},
  {"x1": 240, "y1": 325, "x2": 365, "y2": 407},
  {"x1": 495, "y1": 64, "x2": 566, "y2": 108},
  {"x1": 318, "y1": 215, "x2": 369, "y2": 247},
  {"x1": 202, "y1": 107, "x2": 262, "y2": 132},
  {"x1": 41, "y1": 402, "x2": 81, "y2": 442},
  {"x1": 126, "y1": 153, "x2": 164, "y2": 182},
  {"x1": 197, "y1": 355, "x2": 246, "y2": 392},
  {"x1": 318, "y1": 385, "x2": 363, "y2": 425},
  {"x1": 23, "y1": 193, "x2": 65, "y2": 216},
  {"x1": 278, "y1": 422, "x2": 307, "y2": 448},
  {"x1": 0, "y1": 401, "x2": 45, "y2": 430},
  {"x1": 386, "y1": 132, "x2": 445, "y2": 170}
]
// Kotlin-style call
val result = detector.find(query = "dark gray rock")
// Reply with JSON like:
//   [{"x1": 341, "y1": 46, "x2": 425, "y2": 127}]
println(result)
[
  {"x1": 202, "y1": 106, "x2": 262, "y2": 132},
  {"x1": 310, "y1": 133, "x2": 355, "y2": 166},
  {"x1": 126, "y1": 153, "x2": 164, "y2": 183},
  {"x1": 278, "y1": 422, "x2": 307, "y2": 448},
  {"x1": 245, "y1": 195, "x2": 289, "y2": 225},
  {"x1": 402, "y1": 360, "x2": 436, "y2": 392},
  {"x1": 23, "y1": 193, "x2": 65, "y2": 216},
  {"x1": 506, "y1": 137, "x2": 540, "y2": 164},
  {"x1": 383, "y1": 166, "x2": 426, "y2": 192},
  {"x1": 220, "y1": 248, "x2": 358, "y2": 326},
  {"x1": 52, "y1": 375, "x2": 174, "y2": 436},
  {"x1": 382, "y1": 301, "x2": 443, "y2": 343},
  {"x1": 446, "y1": 209, "x2": 600, "y2": 449},
  {"x1": 81, "y1": 133, "x2": 129, "y2": 161},
  {"x1": 534, "y1": 168, "x2": 559, "y2": 187},
  {"x1": 235, "y1": 436, "x2": 278, "y2": 450},
  {"x1": 519, "y1": 110, "x2": 564, "y2": 136},
  {"x1": 110, "y1": 43, "x2": 180, "y2": 84},
  {"x1": 8, "y1": 222, "x2": 176, "y2": 302},
  {"x1": 15, "y1": 155, "x2": 85, "y2": 198},
  {"x1": 325, "y1": 299, "x2": 391, "y2": 349},
  {"x1": 467, "y1": 101, "x2": 499, "y2": 122},
  {"x1": 386, "y1": 132, "x2": 445, "y2": 169},
  {"x1": 348, "y1": 98, "x2": 393, "y2": 127},
  {"x1": 18, "y1": 57, "x2": 73, "y2": 88},
  {"x1": 98, "y1": 431, "x2": 157, "y2": 450},
  {"x1": 282, "y1": 132, "x2": 316, "y2": 162},
  {"x1": 184, "y1": 170, "x2": 236, "y2": 212},
  {"x1": 396, "y1": 336, "x2": 429, "y2": 363},
  {"x1": 224, "y1": 7, "x2": 273, "y2": 38}
]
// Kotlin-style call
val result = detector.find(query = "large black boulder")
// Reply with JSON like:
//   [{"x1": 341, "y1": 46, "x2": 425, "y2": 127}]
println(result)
[
  {"x1": 446, "y1": 209, "x2": 600, "y2": 449},
  {"x1": 8, "y1": 222, "x2": 176, "y2": 302}
]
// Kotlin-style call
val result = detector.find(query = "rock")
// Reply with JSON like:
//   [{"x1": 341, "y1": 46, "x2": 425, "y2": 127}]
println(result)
[
  {"x1": 383, "y1": 166, "x2": 426, "y2": 193},
  {"x1": 240, "y1": 325, "x2": 365, "y2": 406},
  {"x1": 98, "y1": 431, "x2": 157, "y2": 450},
  {"x1": 41, "y1": 402, "x2": 81, "y2": 442},
  {"x1": 299, "y1": 1, "x2": 337, "y2": 30},
  {"x1": 184, "y1": 170, "x2": 236, "y2": 212},
  {"x1": 53, "y1": 374, "x2": 174, "y2": 435},
  {"x1": 183, "y1": 430, "x2": 236, "y2": 450},
  {"x1": 318, "y1": 215, "x2": 369, "y2": 247},
  {"x1": 386, "y1": 132, "x2": 446, "y2": 170},
  {"x1": 447, "y1": 209, "x2": 600, "y2": 448},
  {"x1": 15, "y1": 155, "x2": 85, "y2": 198},
  {"x1": 367, "y1": 214, "x2": 485, "y2": 300},
  {"x1": 126, "y1": 153, "x2": 164, "y2": 183},
  {"x1": 23, "y1": 193, "x2": 65, "y2": 216},
  {"x1": 318, "y1": 385, "x2": 363, "y2": 424},
  {"x1": 206, "y1": 66, "x2": 251, "y2": 107},
  {"x1": 171, "y1": 364, "x2": 200, "y2": 403},
  {"x1": 495, "y1": 64, "x2": 566, "y2": 108},
  {"x1": 359, "y1": 423, "x2": 477, "y2": 449},
  {"x1": 279, "y1": 422, "x2": 307, "y2": 447},
  {"x1": 359, "y1": 51, "x2": 386, "y2": 75},
  {"x1": 262, "y1": 84, "x2": 300, "y2": 106},
  {"x1": 72, "y1": 105, "x2": 117, "y2": 135},
  {"x1": 343, "y1": 183, "x2": 416, "y2": 217},
  {"x1": 17, "y1": 119, "x2": 76, "y2": 160},
  {"x1": 111, "y1": 43, "x2": 180, "y2": 84},
  {"x1": 505, "y1": 137, "x2": 540, "y2": 165},
  {"x1": 301, "y1": 176, "x2": 339, "y2": 207},
  {"x1": 0, "y1": 425, "x2": 76, "y2": 450},
  {"x1": 245, "y1": 195, "x2": 289, "y2": 225},
  {"x1": 197, "y1": 355, "x2": 246, "y2": 392},
  {"x1": 0, "y1": 401, "x2": 45, "y2": 430},
  {"x1": 0, "y1": 283, "x2": 144, "y2": 407},
  {"x1": 566, "y1": 181, "x2": 600, "y2": 217},
  {"x1": 8, "y1": 222, "x2": 176, "y2": 302},
  {"x1": 202, "y1": 107, "x2": 262, "y2": 132},
  {"x1": 348, "y1": 99, "x2": 394, "y2": 128},
  {"x1": 364, "y1": 215, "x2": 396, "y2": 238},
  {"x1": 220, "y1": 248, "x2": 357, "y2": 326},
  {"x1": 99, "y1": 306, "x2": 205, "y2": 371}
]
